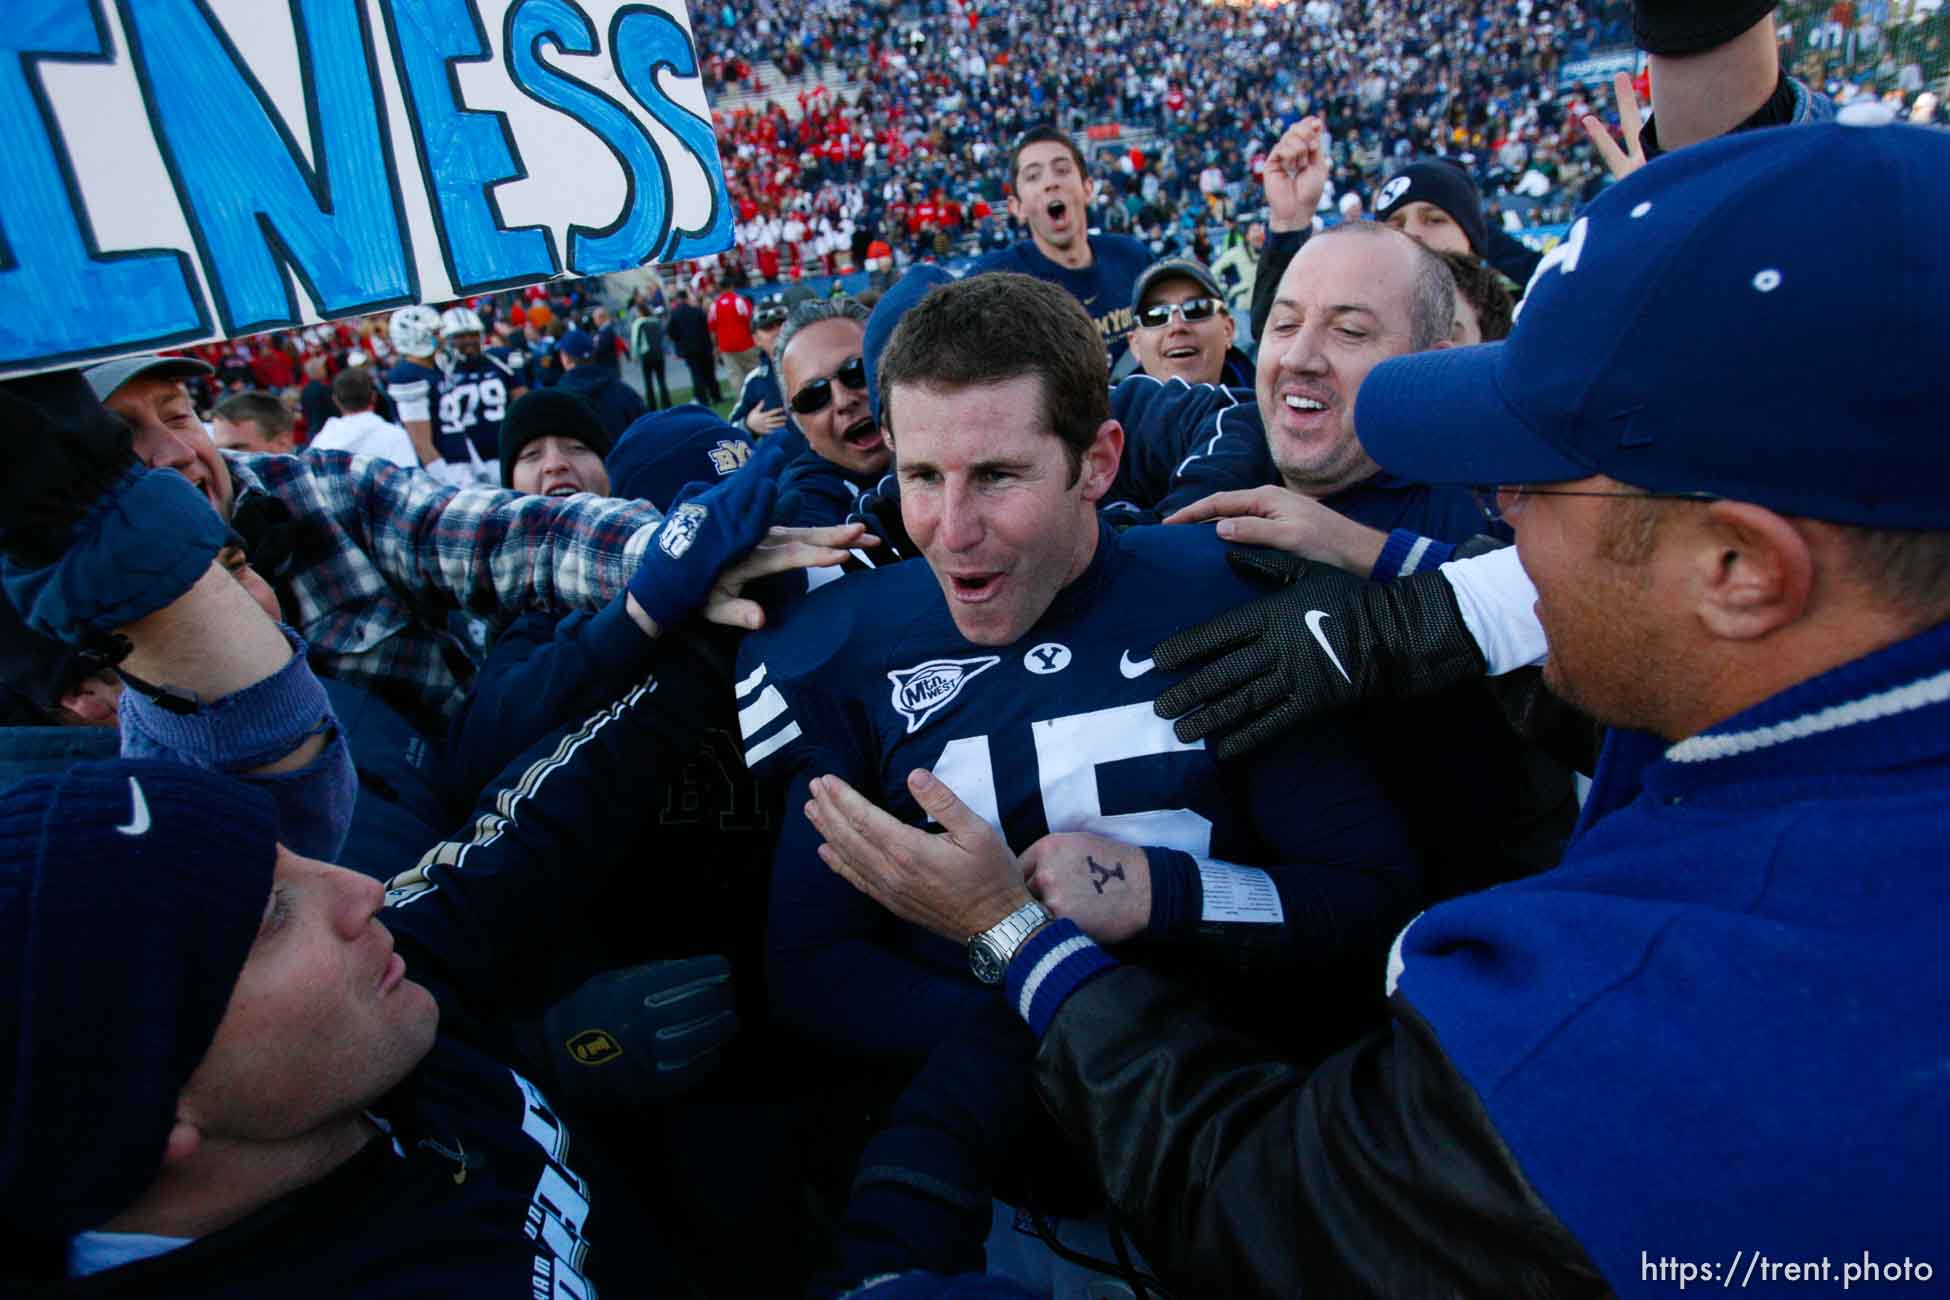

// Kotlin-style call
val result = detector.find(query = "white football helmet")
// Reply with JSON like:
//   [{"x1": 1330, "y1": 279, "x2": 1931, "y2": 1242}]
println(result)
[
  {"x1": 440, "y1": 306, "x2": 485, "y2": 340},
  {"x1": 389, "y1": 305, "x2": 442, "y2": 358}
]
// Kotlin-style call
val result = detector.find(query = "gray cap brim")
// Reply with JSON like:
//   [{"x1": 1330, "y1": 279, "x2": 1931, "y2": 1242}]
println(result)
[
  {"x1": 82, "y1": 355, "x2": 214, "y2": 402},
  {"x1": 1131, "y1": 257, "x2": 1224, "y2": 308}
]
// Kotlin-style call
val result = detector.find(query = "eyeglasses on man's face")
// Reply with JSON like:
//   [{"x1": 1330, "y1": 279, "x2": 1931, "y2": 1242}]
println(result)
[
  {"x1": 1135, "y1": 297, "x2": 1221, "y2": 330},
  {"x1": 1472, "y1": 484, "x2": 1719, "y2": 525},
  {"x1": 789, "y1": 355, "x2": 869, "y2": 415}
]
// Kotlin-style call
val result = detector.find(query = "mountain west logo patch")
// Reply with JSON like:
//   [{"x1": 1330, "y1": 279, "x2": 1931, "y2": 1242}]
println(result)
[
  {"x1": 659, "y1": 503, "x2": 708, "y2": 558},
  {"x1": 708, "y1": 438, "x2": 752, "y2": 476},
  {"x1": 888, "y1": 656, "x2": 1001, "y2": 734}
]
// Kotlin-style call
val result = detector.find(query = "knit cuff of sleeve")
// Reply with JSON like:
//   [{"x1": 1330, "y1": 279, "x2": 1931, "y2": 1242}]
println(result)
[
  {"x1": 119, "y1": 625, "x2": 334, "y2": 772},
  {"x1": 1144, "y1": 846, "x2": 1201, "y2": 936},
  {"x1": 1372, "y1": 529, "x2": 1454, "y2": 582},
  {"x1": 1264, "y1": 227, "x2": 1309, "y2": 255},
  {"x1": 1004, "y1": 918, "x2": 1118, "y2": 1040}
]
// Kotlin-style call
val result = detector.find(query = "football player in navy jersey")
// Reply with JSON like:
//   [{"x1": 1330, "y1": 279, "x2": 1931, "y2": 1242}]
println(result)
[
  {"x1": 737, "y1": 273, "x2": 1419, "y2": 1071},
  {"x1": 968, "y1": 127, "x2": 1152, "y2": 364},
  {"x1": 437, "y1": 306, "x2": 525, "y2": 483},
  {"x1": 381, "y1": 305, "x2": 462, "y2": 482}
]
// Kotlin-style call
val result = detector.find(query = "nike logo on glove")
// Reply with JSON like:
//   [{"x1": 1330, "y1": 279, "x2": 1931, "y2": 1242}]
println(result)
[
  {"x1": 1304, "y1": 611, "x2": 1352, "y2": 684},
  {"x1": 116, "y1": 777, "x2": 151, "y2": 837},
  {"x1": 1119, "y1": 650, "x2": 1155, "y2": 679}
]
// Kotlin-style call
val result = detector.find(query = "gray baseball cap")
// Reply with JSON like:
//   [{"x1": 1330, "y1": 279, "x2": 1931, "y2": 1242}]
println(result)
[
  {"x1": 82, "y1": 354, "x2": 214, "y2": 402},
  {"x1": 1130, "y1": 257, "x2": 1225, "y2": 308}
]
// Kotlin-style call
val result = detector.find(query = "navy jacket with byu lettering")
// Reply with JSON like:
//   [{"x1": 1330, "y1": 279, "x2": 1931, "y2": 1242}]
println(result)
[{"x1": 737, "y1": 521, "x2": 1420, "y2": 1068}]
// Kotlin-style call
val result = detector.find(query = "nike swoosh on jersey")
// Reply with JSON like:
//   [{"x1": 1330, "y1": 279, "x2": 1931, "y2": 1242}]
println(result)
[
  {"x1": 1119, "y1": 650, "x2": 1155, "y2": 679},
  {"x1": 1304, "y1": 611, "x2": 1353, "y2": 685},
  {"x1": 116, "y1": 776, "x2": 151, "y2": 837}
]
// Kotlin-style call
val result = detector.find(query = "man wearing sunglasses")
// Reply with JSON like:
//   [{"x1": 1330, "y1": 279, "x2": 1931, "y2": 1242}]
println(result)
[
  {"x1": 1124, "y1": 258, "x2": 1252, "y2": 389},
  {"x1": 771, "y1": 298, "x2": 888, "y2": 530}
]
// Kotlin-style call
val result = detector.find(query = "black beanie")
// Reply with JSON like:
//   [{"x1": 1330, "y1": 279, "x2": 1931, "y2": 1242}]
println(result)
[
  {"x1": 1373, "y1": 159, "x2": 1490, "y2": 256},
  {"x1": 0, "y1": 761, "x2": 278, "y2": 1236},
  {"x1": 499, "y1": 389, "x2": 614, "y2": 488}
]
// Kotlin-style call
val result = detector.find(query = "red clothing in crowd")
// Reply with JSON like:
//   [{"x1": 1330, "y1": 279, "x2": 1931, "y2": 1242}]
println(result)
[{"x1": 708, "y1": 291, "x2": 755, "y2": 353}]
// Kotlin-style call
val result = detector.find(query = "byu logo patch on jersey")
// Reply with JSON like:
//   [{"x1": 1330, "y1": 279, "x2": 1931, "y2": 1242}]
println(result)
[
  {"x1": 1378, "y1": 175, "x2": 1412, "y2": 209},
  {"x1": 1024, "y1": 643, "x2": 1071, "y2": 674},
  {"x1": 708, "y1": 438, "x2": 752, "y2": 476},
  {"x1": 659, "y1": 503, "x2": 708, "y2": 559},
  {"x1": 888, "y1": 656, "x2": 1001, "y2": 734}
]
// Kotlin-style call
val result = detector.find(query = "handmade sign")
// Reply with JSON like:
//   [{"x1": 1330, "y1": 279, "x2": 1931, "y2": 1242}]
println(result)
[{"x1": 0, "y1": 0, "x2": 732, "y2": 376}]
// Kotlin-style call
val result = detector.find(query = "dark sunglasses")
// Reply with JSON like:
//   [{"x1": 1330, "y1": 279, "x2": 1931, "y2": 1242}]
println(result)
[
  {"x1": 1135, "y1": 297, "x2": 1221, "y2": 329},
  {"x1": 789, "y1": 355, "x2": 868, "y2": 415},
  {"x1": 755, "y1": 306, "x2": 788, "y2": 329}
]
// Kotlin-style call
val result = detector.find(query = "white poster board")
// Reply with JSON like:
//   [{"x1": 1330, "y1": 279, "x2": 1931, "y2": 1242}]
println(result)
[{"x1": 0, "y1": 0, "x2": 733, "y2": 377}]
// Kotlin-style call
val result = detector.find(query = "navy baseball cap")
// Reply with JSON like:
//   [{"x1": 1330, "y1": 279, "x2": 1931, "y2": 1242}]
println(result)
[
  {"x1": 607, "y1": 406, "x2": 752, "y2": 512},
  {"x1": 1356, "y1": 123, "x2": 1950, "y2": 530},
  {"x1": 558, "y1": 329, "x2": 596, "y2": 361}
]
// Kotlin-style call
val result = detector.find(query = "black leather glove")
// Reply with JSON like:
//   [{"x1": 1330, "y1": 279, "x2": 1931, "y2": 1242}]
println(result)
[
  {"x1": 520, "y1": 957, "x2": 737, "y2": 1110},
  {"x1": 844, "y1": 472, "x2": 915, "y2": 564},
  {"x1": 1152, "y1": 548, "x2": 1487, "y2": 760},
  {"x1": 1633, "y1": 0, "x2": 1777, "y2": 55}
]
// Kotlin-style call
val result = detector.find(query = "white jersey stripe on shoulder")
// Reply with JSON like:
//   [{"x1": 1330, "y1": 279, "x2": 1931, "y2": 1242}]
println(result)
[
  {"x1": 738, "y1": 683, "x2": 789, "y2": 739},
  {"x1": 736, "y1": 661, "x2": 769, "y2": 699},
  {"x1": 744, "y1": 720, "x2": 802, "y2": 768}
]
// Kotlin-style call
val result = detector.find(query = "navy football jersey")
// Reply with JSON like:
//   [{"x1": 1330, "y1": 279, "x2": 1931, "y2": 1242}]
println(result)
[
  {"x1": 383, "y1": 357, "x2": 442, "y2": 431},
  {"x1": 438, "y1": 349, "x2": 523, "y2": 466},
  {"x1": 736, "y1": 521, "x2": 1418, "y2": 1064}
]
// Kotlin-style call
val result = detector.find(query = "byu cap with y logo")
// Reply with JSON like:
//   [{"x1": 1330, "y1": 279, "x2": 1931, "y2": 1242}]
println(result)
[{"x1": 1354, "y1": 122, "x2": 1950, "y2": 529}]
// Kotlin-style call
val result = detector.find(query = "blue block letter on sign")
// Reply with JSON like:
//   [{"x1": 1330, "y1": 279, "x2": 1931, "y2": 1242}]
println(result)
[
  {"x1": 505, "y1": 0, "x2": 671, "y2": 275},
  {"x1": 118, "y1": 0, "x2": 414, "y2": 334},
  {"x1": 379, "y1": 0, "x2": 558, "y2": 294},
  {"x1": 0, "y1": 2, "x2": 205, "y2": 368},
  {"x1": 610, "y1": 5, "x2": 733, "y2": 262}
]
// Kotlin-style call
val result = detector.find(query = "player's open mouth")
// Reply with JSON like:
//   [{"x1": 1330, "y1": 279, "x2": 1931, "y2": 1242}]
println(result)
[
  {"x1": 1046, "y1": 199, "x2": 1069, "y2": 226},
  {"x1": 545, "y1": 483, "x2": 581, "y2": 497},
  {"x1": 843, "y1": 418, "x2": 883, "y2": 452},
  {"x1": 1164, "y1": 345, "x2": 1200, "y2": 360},
  {"x1": 948, "y1": 571, "x2": 1003, "y2": 602}
]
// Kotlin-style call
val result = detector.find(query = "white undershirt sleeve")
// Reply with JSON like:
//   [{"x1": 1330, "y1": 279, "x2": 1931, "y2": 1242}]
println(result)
[{"x1": 1438, "y1": 545, "x2": 1548, "y2": 674}]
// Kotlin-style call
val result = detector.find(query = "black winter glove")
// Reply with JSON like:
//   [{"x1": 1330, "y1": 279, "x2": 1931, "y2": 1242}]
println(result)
[
  {"x1": 520, "y1": 956, "x2": 738, "y2": 1110},
  {"x1": 1152, "y1": 548, "x2": 1487, "y2": 760},
  {"x1": 845, "y1": 472, "x2": 916, "y2": 564},
  {"x1": 0, "y1": 386, "x2": 138, "y2": 566}
]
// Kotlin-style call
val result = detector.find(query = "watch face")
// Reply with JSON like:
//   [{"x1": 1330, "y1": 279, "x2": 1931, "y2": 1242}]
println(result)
[{"x1": 968, "y1": 938, "x2": 1007, "y2": 985}]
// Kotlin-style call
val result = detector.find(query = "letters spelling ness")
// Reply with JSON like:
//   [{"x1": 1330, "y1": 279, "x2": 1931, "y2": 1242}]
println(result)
[{"x1": 0, "y1": 0, "x2": 735, "y2": 376}]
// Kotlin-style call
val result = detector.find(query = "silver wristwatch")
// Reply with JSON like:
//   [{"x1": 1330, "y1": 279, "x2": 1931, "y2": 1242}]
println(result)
[{"x1": 967, "y1": 899, "x2": 1052, "y2": 985}]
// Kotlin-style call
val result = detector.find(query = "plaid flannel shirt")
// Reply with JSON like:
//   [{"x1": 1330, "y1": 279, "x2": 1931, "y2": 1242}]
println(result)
[{"x1": 226, "y1": 450, "x2": 660, "y2": 725}]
